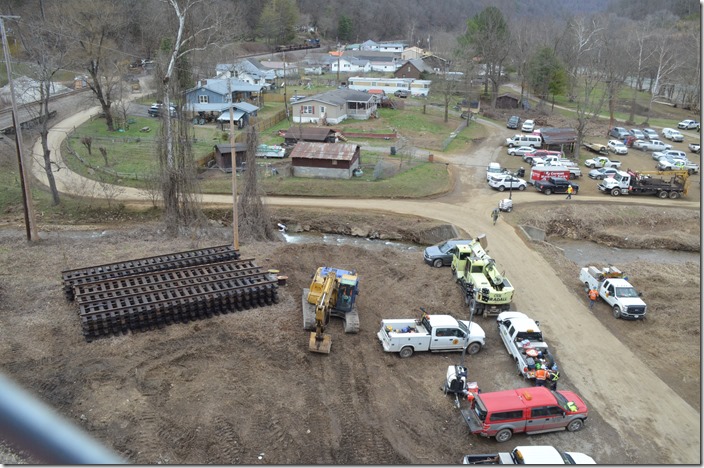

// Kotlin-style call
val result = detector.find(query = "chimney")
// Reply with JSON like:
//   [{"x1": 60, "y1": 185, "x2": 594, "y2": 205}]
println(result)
[{"x1": 200, "y1": 79, "x2": 207, "y2": 87}]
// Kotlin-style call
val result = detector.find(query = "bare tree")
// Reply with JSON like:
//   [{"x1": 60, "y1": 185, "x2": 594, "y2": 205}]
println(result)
[
  {"x1": 623, "y1": 20, "x2": 655, "y2": 124},
  {"x1": 643, "y1": 22, "x2": 683, "y2": 123},
  {"x1": 12, "y1": 3, "x2": 73, "y2": 205},
  {"x1": 237, "y1": 127, "x2": 277, "y2": 241},
  {"x1": 68, "y1": 0, "x2": 128, "y2": 132},
  {"x1": 555, "y1": 16, "x2": 604, "y2": 100}
]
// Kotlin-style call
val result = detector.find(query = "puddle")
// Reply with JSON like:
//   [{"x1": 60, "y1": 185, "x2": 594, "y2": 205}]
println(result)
[
  {"x1": 550, "y1": 238, "x2": 699, "y2": 266},
  {"x1": 281, "y1": 232, "x2": 419, "y2": 252}
]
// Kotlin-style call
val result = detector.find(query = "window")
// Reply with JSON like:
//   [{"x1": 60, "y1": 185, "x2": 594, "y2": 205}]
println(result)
[
  {"x1": 198, "y1": 95, "x2": 209, "y2": 103},
  {"x1": 531, "y1": 407, "x2": 550, "y2": 417},
  {"x1": 320, "y1": 106, "x2": 326, "y2": 115},
  {"x1": 301, "y1": 105, "x2": 314, "y2": 115},
  {"x1": 489, "y1": 410, "x2": 523, "y2": 421},
  {"x1": 547, "y1": 406, "x2": 565, "y2": 416}
]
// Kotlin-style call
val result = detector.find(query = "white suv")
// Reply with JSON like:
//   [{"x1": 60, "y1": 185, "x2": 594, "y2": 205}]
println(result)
[
  {"x1": 488, "y1": 174, "x2": 527, "y2": 192},
  {"x1": 662, "y1": 128, "x2": 684, "y2": 142},
  {"x1": 607, "y1": 140, "x2": 628, "y2": 155}
]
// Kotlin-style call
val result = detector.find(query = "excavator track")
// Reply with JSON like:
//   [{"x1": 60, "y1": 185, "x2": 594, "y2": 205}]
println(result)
[
  {"x1": 61, "y1": 246, "x2": 279, "y2": 342},
  {"x1": 342, "y1": 306, "x2": 360, "y2": 334}
]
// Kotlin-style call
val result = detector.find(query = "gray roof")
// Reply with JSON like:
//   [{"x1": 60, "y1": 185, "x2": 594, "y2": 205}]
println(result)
[
  {"x1": 296, "y1": 88, "x2": 375, "y2": 106},
  {"x1": 233, "y1": 101, "x2": 259, "y2": 113},
  {"x1": 284, "y1": 127, "x2": 337, "y2": 141},
  {"x1": 541, "y1": 128, "x2": 577, "y2": 145},
  {"x1": 216, "y1": 109, "x2": 246, "y2": 121},
  {"x1": 214, "y1": 143, "x2": 248, "y2": 153},
  {"x1": 187, "y1": 103, "x2": 231, "y2": 113},
  {"x1": 187, "y1": 78, "x2": 263, "y2": 96}
]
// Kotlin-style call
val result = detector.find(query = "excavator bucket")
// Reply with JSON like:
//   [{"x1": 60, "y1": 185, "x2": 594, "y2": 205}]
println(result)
[{"x1": 309, "y1": 332, "x2": 332, "y2": 354}]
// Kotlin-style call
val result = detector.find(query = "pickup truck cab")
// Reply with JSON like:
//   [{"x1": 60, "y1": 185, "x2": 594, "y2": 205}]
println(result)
[
  {"x1": 377, "y1": 312, "x2": 485, "y2": 358},
  {"x1": 534, "y1": 177, "x2": 578, "y2": 195},
  {"x1": 461, "y1": 387, "x2": 588, "y2": 442},
  {"x1": 579, "y1": 266, "x2": 647, "y2": 319}
]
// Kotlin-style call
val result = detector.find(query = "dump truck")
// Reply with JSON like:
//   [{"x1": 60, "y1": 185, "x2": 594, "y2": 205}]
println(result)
[
  {"x1": 450, "y1": 236, "x2": 514, "y2": 317},
  {"x1": 598, "y1": 169, "x2": 689, "y2": 199}
]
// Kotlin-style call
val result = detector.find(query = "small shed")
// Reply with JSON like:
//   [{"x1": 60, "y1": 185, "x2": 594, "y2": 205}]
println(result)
[
  {"x1": 290, "y1": 142, "x2": 361, "y2": 179},
  {"x1": 495, "y1": 94, "x2": 519, "y2": 109},
  {"x1": 283, "y1": 127, "x2": 338, "y2": 145},
  {"x1": 540, "y1": 127, "x2": 577, "y2": 153},
  {"x1": 214, "y1": 143, "x2": 248, "y2": 172}
]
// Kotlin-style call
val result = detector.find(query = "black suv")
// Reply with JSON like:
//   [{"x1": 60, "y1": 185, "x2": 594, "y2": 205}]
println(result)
[{"x1": 507, "y1": 115, "x2": 520, "y2": 129}]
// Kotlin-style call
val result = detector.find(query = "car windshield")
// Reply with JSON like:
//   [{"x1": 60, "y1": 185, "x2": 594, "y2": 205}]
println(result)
[
  {"x1": 438, "y1": 241, "x2": 452, "y2": 253},
  {"x1": 615, "y1": 287, "x2": 639, "y2": 298},
  {"x1": 551, "y1": 390, "x2": 570, "y2": 410},
  {"x1": 561, "y1": 453, "x2": 576, "y2": 464}
]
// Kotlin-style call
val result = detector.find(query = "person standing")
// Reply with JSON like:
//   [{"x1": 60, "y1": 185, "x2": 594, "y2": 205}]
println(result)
[
  {"x1": 491, "y1": 207, "x2": 500, "y2": 225},
  {"x1": 588, "y1": 287, "x2": 599, "y2": 309},
  {"x1": 566, "y1": 185, "x2": 574, "y2": 199},
  {"x1": 548, "y1": 365, "x2": 560, "y2": 390},
  {"x1": 535, "y1": 367, "x2": 548, "y2": 387}
]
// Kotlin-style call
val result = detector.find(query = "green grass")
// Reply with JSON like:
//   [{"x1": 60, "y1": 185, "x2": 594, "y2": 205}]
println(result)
[{"x1": 444, "y1": 120, "x2": 489, "y2": 152}]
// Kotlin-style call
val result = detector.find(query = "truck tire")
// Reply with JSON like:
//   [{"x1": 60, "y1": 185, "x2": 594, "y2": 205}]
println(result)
[
  {"x1": 495, "y1": 428, "x2": 513, "y2": 443},
  {"x1": 399, "y1": 347, "x2": 414, "y2": 358},
  {"x1": 658, "y1": 190, "x2": 668, "y2": 199},
  {"x1": 669, "y1": 191, "x2": 679, "y2": 199},
  {"x1": 567, "y1": 419, "x2": 585, "y2": 432},
  {"x1": 544, "y1": 188, "x2": 552, "y2": 195},
  {"x1": 613, "y1": 306, "x2": 622, "y2": 319},
  {"x1": 611, "y1": 188, "x2": 620, "y2": 196},
  {"x1": 432, "y1": 258, "x2": 443, "y2": 268},
  {"x1": 518, "y1": 185, "x2": 526, "y2": 191},
  {"x1": 466, "y1": 342, "x2": 482, "y2": 355}
]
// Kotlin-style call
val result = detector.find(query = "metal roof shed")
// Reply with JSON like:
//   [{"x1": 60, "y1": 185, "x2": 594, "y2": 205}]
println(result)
[{"x1": 540, "y1": 127, "x2": 577, "y2": 153}]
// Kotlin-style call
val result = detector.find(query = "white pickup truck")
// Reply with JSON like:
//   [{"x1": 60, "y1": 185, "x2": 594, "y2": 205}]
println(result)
[
  {"x1": 462, "y1": 446, "x2": 596, "y2": 464},
  {"x1": 497, "y1": 311, "x2": 556, "y2": 380},
  {"x1": 377, "y1": 311, "x2": 486, "y2": 358},
  {"x1": 579, "y1": 266, "x2": 647, "y2": 320},
  {"x1": 584, "y1": 156, "x2": 621, "y2": 169}
]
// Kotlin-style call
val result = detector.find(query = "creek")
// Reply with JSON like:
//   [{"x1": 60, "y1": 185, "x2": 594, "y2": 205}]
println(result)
[{"x1": 549, "y1": 238, "x2": 700, "y2": 266}]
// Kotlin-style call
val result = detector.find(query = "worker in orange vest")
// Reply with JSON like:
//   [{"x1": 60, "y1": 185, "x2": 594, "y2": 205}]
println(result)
[
  {"x1": 535, "y1": 367, "x2": 548, "y2": 387},
  {"x1": 588, "y1": 288, "x2": 599, "y2": 310}
]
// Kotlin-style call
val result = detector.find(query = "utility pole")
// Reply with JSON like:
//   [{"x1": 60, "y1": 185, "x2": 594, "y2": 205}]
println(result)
[
  {"x1": 1, "y1": 16, "x2": 38, "y2": 242},
  {"x1": 227, "y1": 72, "x2": 239, "y2": 250}
]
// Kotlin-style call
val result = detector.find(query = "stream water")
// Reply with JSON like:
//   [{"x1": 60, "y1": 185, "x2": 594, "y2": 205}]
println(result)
[{"x1": 282, "y1": 231, "x2": 699, "y2": 266}]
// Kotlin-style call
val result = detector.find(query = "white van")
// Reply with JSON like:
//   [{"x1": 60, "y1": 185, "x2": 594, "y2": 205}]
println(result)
[
  {"x1": 486, "y1": 162, "x2": 502, "y2": 181},
  {"x1": 505, "y1": 134, "x2": 542, "y2": 148}
]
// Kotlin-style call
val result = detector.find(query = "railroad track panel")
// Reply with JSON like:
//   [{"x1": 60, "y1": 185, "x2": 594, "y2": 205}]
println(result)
[
  {"x1": 61, "y1": 245, "x2": 239, "y2": 301},
  {"x1": 62, "y1": 246, "x2": 281, "y2": 342}
]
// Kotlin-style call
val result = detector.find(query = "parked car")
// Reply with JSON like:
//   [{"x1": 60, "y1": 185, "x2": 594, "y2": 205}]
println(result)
[
  {"x1": 508, "y1": 146, "x2": 536, "y2": 157},
  {"x1": 629, "y1": 129, "x2": 645, "y2": 140},
  {"x1": 507, "y1": 115, "x2": 521, "y2": 129},
  {"x1": 677, "y1": 119, "x2": 699, "y2": 130},
  {"x1": 521, "y1": 119, "x2": 535, "y2": 132},
  {"x1": 632, "y1": 139, "x2": 672, "y2": 152},
  {"x1": 662, "y1": 128, "x2": 684, "y2": 142},
  {"x1": 688, "y1": 143, "x2": 700, "y2": 154},
  {"x1": 609, "y1": 127, "x2": 630, "y2": 139},
  {"x1": 289, "y1": 95, "x2": 307, "y2": 102},
  {"x1": 423, "y1": 239, "x2": 472, "y2": 268},
  {"x1": 607, "y1": 140, "x2": 628, "y2": 155},
  {"x1": 488, "y1": 174, "x2": 527, "y2": 192},
  {"x1": 394, "y1": 90, "x2": 410, "y2": 98},
  {"x1": 588, "y1": 167, "x2": 619, "y2": 180},
  {"x1": 641, "y1": 128, "x2": 659, "y2": 140},
  {"x1": 653, "y1": 150, "x2": 687, "y2": 161},
  {"x1": 148, "y1": 103, "x2": 176, "y2": 117}
]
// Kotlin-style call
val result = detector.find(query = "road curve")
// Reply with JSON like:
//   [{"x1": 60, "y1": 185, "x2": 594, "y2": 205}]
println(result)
[{"x1": 29, "y1": 104, "x2": 700, "y2": 464}]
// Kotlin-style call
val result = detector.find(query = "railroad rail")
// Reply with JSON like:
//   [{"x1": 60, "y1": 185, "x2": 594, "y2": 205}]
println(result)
[{"x1": 61, "y1": 246, "x2": 279, "y2": 342}]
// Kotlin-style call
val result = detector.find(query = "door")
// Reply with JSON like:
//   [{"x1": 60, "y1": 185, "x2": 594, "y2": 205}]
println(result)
[
  {"x1": 432, "y1": 328, "x2": 464, "y2": 350},
  {"x1": 602, "y1": 281, "x2": 616, "y2": 306},
  {"x1": 540, "y1": 406, "x2": 568, "y2": 431},
  {"x1": 526, "y1": 406, "x2": 552, "y2": 432}
]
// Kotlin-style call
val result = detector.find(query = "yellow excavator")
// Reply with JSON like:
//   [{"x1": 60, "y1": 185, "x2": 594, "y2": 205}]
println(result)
[{"x1": 302, "y1": 267, "x2": 360, "y2": 354}]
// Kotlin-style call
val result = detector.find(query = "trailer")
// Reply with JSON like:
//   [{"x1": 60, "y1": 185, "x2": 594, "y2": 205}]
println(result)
[{"x1": 598, "y1": 169, "x2": 689, "y2": 199}]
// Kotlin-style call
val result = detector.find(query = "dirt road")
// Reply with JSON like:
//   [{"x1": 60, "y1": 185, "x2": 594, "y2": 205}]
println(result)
[{"x1": 17, "y1": 102, "x2": 701, "y2": 464}]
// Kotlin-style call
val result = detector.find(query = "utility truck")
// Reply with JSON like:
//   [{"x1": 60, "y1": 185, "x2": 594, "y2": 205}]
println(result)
[
  {"x1": 497, "y1": 311, "x2": 556, "y2": 380},
  {"x1": 462, "y1": 446, "x2": 596, "y2": 464},
  {"x1": 377, "y1": 310, "x2": 486, "y2": 358},
  {"x1": 579, "y1": 266, "x2": 647, "y2": 320},
  {"x1": 451, "y1": 236, "x2": 514, "y2": 317},
  {"x1": 598, "y1": 169, "x2": 689, "y2": 199}
]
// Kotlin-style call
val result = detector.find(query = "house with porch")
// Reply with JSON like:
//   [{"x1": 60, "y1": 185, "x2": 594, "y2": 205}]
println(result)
[
  {"x1": 185, "y1": 78, "x2": 264, "y2": 109},
  {"x1": 216, "y1": 59, "x2": 276, "y2": 90},
  {"x1": 289, "y1": 89, "x2": 377, "y2": 124},
  {"x1": 393, "y1": 59, "x2": 433, "y2": 79}
]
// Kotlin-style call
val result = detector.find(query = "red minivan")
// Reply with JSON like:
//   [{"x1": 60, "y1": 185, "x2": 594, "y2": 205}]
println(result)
[{"x1": 460, "y1": 387, "x2": 588, "y2": 443}]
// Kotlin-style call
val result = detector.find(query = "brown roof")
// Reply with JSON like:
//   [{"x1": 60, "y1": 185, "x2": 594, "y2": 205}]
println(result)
[
  {"x1": 541, "y1": 127, "x2": 577, "y2": 145},
  {"x1": 290, "y1": 142, "x2": 359, "y2": 161},
  {"x1": 284, "y1": 127, "x2": 337, "y2": 141}
]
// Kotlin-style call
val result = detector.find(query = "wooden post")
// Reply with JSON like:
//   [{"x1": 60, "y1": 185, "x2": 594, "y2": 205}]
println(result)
[{"x1": 228, "y1": 75, "x2": 239, "y2": 250}]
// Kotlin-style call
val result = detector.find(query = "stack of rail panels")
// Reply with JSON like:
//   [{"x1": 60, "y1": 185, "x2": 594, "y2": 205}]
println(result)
[{"x1": 61, "y1": 246, "x2": 279, "y2": 342}]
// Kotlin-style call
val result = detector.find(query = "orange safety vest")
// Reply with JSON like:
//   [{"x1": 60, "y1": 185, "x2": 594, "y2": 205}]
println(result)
[
  {"x1": 589, "y1": 289, "x2": 598, "y2": 301},
  {"x1": 535, "y1": 368, "x2": 547, "y2": 380}
]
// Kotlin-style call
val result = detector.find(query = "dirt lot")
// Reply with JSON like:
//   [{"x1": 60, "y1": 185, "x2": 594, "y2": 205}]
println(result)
[{"x1": 0, "y1": 200, "x2": 699, "y2": 465}]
